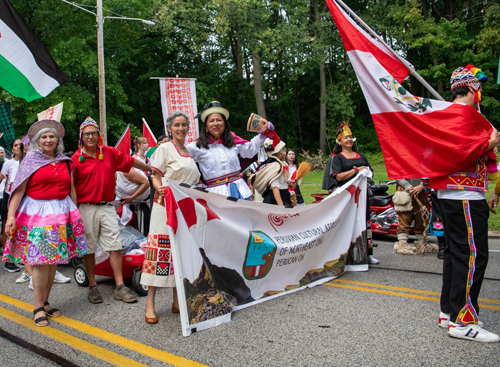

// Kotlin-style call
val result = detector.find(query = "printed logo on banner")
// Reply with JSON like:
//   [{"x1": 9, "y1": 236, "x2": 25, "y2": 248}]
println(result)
[
  {"x1": 243, "y1": 231, "x2": 277, "y2": 280},
  {"x1": 268, "y1": 213, "x2": 300, "y2": 232}
]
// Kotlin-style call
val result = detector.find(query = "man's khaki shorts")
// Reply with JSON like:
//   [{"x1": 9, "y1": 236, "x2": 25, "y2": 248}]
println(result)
[{"x1": 78, "y1": 203, "x2": 121, "y2": 254}]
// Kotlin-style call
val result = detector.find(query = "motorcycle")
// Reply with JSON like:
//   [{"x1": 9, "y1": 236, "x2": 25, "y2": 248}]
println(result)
[{"x1": 311, "y1": 180, "x2": 413, "y2": 237}]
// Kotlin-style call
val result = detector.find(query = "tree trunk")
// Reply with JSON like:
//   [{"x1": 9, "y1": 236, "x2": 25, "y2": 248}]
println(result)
[
  {"x1": 320, "y1": 62, "x2": 326, "y2": 153},
  {"x1": 431, "y1": 47, "x2": 443, "y2": 92},
  {"x1": 444, "y1": 0, "x2": 453, "y2": 21},
  {"x1": 294, "y1": 80, "x2": 303, "y2": 148},
  {"x1": 228, "y1": 28, "x2": 243, "y2": 78},
  {"x1": 252, "y1": 51, "x2": 266, "y2": 118},
  {"x1": 421, "y1": 0, "x2": 428, "y2": 20}
]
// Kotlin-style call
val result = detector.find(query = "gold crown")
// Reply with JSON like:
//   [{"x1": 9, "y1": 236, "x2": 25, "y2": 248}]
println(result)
[{"x1": 336, "y1": 123, "x2": 352, "y2": 143}]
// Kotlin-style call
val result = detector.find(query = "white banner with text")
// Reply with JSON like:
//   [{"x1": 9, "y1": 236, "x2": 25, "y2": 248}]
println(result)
[{"x1": 168, "y1": 171, "x2": 370, "y2": 336}]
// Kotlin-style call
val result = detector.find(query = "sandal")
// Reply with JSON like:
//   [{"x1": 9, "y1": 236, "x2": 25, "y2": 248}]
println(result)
[
  {"x1": 33, "y1": 307, "x2": 49, "y2": 327},
  {"x1": 44, "y1": 301, "x2": 61, "y2": 317}
]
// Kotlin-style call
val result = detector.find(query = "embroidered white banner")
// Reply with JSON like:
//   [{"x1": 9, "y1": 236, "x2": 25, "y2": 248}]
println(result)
[
  {"x1": 167, "y1": 170, "x2": 370, "y2": 337},
  {"x1": 159, "y1": 78, "x2": 199, "y2": 144}
]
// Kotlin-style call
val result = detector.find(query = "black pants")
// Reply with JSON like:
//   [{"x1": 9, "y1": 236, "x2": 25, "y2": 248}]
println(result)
[
  {"x1": 440, "y1": 199, "x2": 489, "y2": 324},
  {"x1": 263, "y1": 188, "x2": 291, "y2": 206}
]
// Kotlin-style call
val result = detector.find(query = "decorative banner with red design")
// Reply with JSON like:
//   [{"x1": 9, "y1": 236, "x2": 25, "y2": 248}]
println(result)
[
  {"x1": 159, "y1": 78, "x2": 198, "y2": 144},
  {"x1": 37, "y1": 102, "x2": 63, "y2": 122},
  {"x1": 167, "y1": 170, "x2": 371, "y2": 337}
]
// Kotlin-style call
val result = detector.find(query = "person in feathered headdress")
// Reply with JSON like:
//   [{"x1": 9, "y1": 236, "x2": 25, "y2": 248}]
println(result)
[
  {"x1": 71, "y1": 117, "x2": 152, "y2": 305},
  {"x1": 433, "y1": 65, "x2": 500, "y2": 342},
  {"x1": 322, "y1": 121, "x2": 379, "y2": 265}
]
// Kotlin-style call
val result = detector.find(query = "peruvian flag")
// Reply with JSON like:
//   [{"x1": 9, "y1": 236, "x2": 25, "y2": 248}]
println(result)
[
  {"x1": 326, "y1": 0, "x2": 493, "y2": 179},
  {"x1": 142, "y1": 118, "x2": 157, "y2": 158},
  {"x1": 114, "y1": 124, "x2": 131, "y2": 154}
]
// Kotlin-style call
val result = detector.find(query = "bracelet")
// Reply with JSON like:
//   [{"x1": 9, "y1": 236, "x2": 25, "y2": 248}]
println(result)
[{"x1": 353, "y1": 166, "x2": 359, "y2": 173}]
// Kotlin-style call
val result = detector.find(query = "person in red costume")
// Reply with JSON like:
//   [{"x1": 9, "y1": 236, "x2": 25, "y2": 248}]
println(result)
[
  {"x1": 433, "y1": 65, "x2": 500, "y2": 343},
  {"x1": 71, "y1": 117, "x2": 151, "y2": 304}
]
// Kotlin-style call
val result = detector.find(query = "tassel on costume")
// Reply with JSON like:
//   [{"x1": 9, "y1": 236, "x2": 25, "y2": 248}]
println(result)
[
  {"x1": 487, "y1": 159, "x2": 498, "y2": 181},
  {"x1": 474, "y1": 90, "x2": 482, "y2": 103}
]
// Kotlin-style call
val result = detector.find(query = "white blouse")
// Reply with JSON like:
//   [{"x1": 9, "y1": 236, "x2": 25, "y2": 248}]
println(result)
[{"x1": 187, "y1": 134, "x2": 265, "y2": 198}]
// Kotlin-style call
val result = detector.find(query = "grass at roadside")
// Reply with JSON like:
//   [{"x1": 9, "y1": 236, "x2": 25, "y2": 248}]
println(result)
[{"x1": 299, "y1": 152, "x2": 500, "y2": 231}]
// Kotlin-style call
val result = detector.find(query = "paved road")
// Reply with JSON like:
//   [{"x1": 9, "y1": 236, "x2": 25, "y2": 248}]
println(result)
[{"x1": 1, "y1": 235, "x2": 499, "y2": 366}]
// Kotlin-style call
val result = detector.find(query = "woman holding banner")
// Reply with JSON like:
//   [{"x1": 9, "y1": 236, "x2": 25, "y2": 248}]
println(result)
[
  {"x1": 323, "y1": 122, "x2": 379, "y2": 265},
  {"x1": 187, "y1": 101, "x2": 272, "y2": 200},
  {"x1": 141, "y1": 110, "x2": 200, "y2": 324}
]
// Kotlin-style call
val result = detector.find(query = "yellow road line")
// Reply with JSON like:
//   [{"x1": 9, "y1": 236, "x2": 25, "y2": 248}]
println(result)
[
  {"x1": 330, "y1": 279, "x2": 500, "y2": 305},
  {"x1": 0, "y1": 294, "x2": 207, "y2": 367},
  {"x1": 325, "y1": 283, "x2": 500, "y2": 311},
  {"x1": 0, "y1": 306, "x2": 147, "y2": 367}
]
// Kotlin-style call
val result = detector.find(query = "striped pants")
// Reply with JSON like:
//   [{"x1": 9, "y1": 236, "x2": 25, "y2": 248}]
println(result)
[{"x1": 439, "y1": 198, "x2": 489, "y2": 325}]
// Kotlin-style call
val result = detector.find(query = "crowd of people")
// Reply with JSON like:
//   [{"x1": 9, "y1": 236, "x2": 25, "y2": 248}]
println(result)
[{"x1": 1, "y1": 64, "x2": 499, "y2": 343}]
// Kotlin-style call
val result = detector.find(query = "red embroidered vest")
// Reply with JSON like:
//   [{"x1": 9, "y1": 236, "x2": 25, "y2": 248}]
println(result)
[{"x1": 429, "y1": 158, "x2": 488, "y2": 192}]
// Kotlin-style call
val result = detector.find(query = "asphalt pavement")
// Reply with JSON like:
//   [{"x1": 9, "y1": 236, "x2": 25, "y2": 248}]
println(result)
[{"x1": 1, "y1": 235, "x2": 499, "y2": 366}]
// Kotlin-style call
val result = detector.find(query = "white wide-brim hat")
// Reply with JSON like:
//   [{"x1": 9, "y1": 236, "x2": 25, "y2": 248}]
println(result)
[{"x1": 199, "y1": 101, "x2": 229, "y2": 123}]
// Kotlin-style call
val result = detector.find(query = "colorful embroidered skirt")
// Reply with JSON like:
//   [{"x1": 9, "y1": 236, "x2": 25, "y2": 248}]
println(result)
[
  {"x1": 2, "y1": 196, "x2": 88, "y2": 265},
  {"x1": 140, "y1": 201, "x2": 176, "y2": 287}
]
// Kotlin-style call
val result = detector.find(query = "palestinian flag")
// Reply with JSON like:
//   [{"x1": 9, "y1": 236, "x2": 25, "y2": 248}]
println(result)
[
  {"x1": 0, "y1": 0, "x2": 69, "y2": 102},
  {"x1": 143, "y1": 118, "x2": 157, "y2": 159}
]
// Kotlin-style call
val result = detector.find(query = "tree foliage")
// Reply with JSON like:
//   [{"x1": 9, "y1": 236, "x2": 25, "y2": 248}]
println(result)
[{"x1": 1, "y1": 0, "x2": 499, "y2": 154}]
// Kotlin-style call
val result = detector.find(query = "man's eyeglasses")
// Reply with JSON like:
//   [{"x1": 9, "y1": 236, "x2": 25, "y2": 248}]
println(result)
[{"x1": 82, "y1": 131, "x2": 99, "y2": 138}]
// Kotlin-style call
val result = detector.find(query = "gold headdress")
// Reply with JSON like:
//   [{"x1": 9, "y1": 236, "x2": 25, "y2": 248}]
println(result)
[{"x1": 336, "y1": 121, "x2": 353, "y2": 143}]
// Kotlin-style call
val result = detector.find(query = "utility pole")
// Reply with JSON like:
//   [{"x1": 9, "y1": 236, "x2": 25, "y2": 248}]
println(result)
[{"x1": 96, "y1": 0, "x2": 107, "y2": 144}]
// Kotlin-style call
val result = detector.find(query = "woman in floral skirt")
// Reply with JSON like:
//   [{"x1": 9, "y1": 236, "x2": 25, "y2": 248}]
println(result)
[{"x1": 3, "y1": 120, "x2": 87, "y2": 327}]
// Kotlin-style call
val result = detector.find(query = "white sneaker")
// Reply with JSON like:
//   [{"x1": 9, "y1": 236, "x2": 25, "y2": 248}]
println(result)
[
  {"x1": 29, "y1": 278, "x2": 33, "y2": 290},
  {"x1": 438, "y1": 312, "x2": 484, "y2": 329},
  {"x1": 53, "y1": 270, "x2": 71, "y2": 284},
  {"x1": 368, "y1": 255, "x2": 379, "y2": 264},
  {"x1": 15, "y1": 272, "x2": 30, "y2": 284},
  {"x1": 448, "y1": 322, "x2": 499, "y2": 342}
]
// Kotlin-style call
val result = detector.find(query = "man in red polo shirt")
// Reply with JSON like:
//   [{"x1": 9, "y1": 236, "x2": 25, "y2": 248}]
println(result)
[{"x1": 72, "y1": 117, "x2": 151, "y2": 304}]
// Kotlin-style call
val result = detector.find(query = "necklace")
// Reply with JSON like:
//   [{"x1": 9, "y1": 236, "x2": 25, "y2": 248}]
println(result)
[{"x1": 173, "y1": 141, "x2": 187, "y2": 150}]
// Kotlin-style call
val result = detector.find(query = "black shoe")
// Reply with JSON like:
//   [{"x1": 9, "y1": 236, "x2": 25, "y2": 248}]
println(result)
[
  {"x1": 437, "y1": 245, "x2": 446, "y2": 260},
  {"x1": 4, "y1": 262, "x2": 20, "y2": 273}
]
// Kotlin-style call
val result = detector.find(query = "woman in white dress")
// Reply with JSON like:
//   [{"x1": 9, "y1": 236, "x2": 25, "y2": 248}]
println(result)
[
  {"x1": 140, "y1": 111, "x2": 200, "y2": 324},
  {"x1": 187, "y1": 101, "x2": 272, "y2": 200}
]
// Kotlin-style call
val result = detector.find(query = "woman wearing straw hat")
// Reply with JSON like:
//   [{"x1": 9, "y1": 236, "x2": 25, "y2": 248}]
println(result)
[
  {"x1": 187, "y1": 101, "x2": 272, "y2": 200},
  {"x1": 2, "y1": 120, "x2": 88, "y2": 327}
]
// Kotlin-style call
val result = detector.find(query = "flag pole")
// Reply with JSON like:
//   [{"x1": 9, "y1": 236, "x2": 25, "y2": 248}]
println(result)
[{"x1": 335, "y1": 0, "x2": 445, "y2": 101}]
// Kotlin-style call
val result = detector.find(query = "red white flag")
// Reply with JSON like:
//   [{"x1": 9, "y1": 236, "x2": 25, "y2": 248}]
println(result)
[
  {"x1": 37, "y1": 102, "x2": 63, "y2": 122},
  {"x1": 114, "y1": 124, "x2": 131, "y2": 154},
  {"x1": 142, "y1": 117, "x2": 157, "y2": 147},
  {"x1": 326, "y1": 0, "x2": 493, "y2": 179},
  {"x1": 177, "y1": 197, "x2": 220, "y2": 230}
]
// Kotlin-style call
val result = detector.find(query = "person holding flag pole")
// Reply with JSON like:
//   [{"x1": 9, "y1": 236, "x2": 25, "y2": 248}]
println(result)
[{"x1": 326, "y1": 0, "x2": 500, "y2": 342}]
